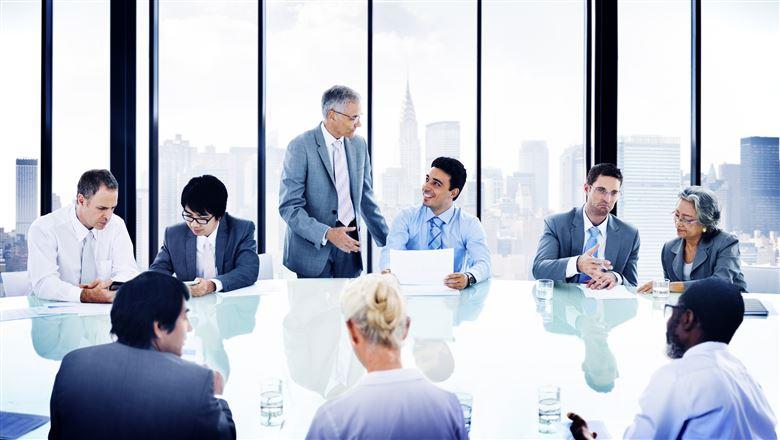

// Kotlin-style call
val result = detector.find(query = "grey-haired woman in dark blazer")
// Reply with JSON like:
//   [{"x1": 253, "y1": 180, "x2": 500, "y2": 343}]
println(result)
[{"x1": 638, "y1": 186, "x2": 747, "y2": 293}]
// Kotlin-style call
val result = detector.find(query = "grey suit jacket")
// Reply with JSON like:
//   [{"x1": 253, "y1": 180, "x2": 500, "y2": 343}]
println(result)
[
  {"x1": 661, "y1": 231, "x2": 747, "y2": 292},
  {"x1": 279, "y1": 125, "x2": 388, "y2": 277},
  {"x1": 49, "y1": 342, "x2": 235, "y2": 440},
  {"x1": 532, "y1": 207, "x2": 641, "y2": 286},
  {"x1": 149, "y1": 213, "x2": 259, "y2": 291}
]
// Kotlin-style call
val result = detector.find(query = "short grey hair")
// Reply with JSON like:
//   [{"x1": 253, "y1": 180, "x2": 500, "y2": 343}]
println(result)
[
  {"x1": 321, "y1": 85, "x2": 360, "y2": 119},
  {"x1": 679, "y1": 186, "x2": 721, "y2": 230},
  {"x1": 77, "y1": 169, "x2": 118, "y2": 199}
]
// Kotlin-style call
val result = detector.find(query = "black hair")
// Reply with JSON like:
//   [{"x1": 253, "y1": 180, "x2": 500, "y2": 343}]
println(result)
[
  {"x1": 586, "y1": 163, "x2": 623, "y2": 186},
  {"x1": 110, "y1": 272, "x2": 190, "y2": 349},
  {"x1": 77, "y1": 169, "x2": 118, "y2": 199},
  {"x1": 431, "y1": 157, "x2": 467, "y2": 201},
  {"x1": 180, "y1": 175, "x2": 228, "y2": 219},
  {"x1": 678, "y1": 278, "x2": 744, "y2": 344}
]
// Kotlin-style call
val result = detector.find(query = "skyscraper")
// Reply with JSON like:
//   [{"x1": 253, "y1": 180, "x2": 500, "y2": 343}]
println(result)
[
  {"x1": 560, "y1": 144, "x2": 584, "y2": 210},
  {"x1": 15, "y1": 158, "x2": 38, "y2": 237},
  {"x1": 399, "y1": 80, "x2": 422, "y2": 188},
  {"x1": 740, "y1": 136, "x2": 779, "y2": 234},
  {"x1": 518, "y1": 140, "x2": 549, "y2": 212},
  {"x1": 425, "y1": 121, "x2": 460, "y2": 168},
  {"x1": 618, "y1": 135, "x2": 681, "y2": 281}
]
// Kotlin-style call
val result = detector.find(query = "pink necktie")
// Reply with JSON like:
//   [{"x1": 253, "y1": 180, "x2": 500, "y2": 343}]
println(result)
[{"x1": 333, "y1": 140, "x2": 355, "y2": 225}]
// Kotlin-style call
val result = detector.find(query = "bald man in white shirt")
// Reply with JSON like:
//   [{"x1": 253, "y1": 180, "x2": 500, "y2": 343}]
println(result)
[
  {"x1": 568, "y1": 279, "x2": 777, "y2": 439},
  {"x1": 27, "y1": 169, "x2": 139, "y2": 303}
]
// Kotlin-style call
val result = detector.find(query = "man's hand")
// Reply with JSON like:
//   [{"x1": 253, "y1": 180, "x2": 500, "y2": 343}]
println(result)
[
  {"x1": 326, "y1": 227, "x2": 360, "y2": 253},
  {"x1": 80, "y1": 279, "x2": 114, "y2": 303},
  {"x1": 577, "y1": 244, "x2": 612, "y2": 278},
  {"x1": 637, "y1": 280, "x2": 653, "y2": 294},
  {"x1": 189, "y1": 278, "x2": 216, "y2": 297},
  {"x1": 567, "y1": 412, "x2": 597, "y2": 440},
  {"x1": 586, "y1": 271, "x2": 618, "y2": 290},
  {"x1": 444, "y1": 273, "x2": 468, "y2": 290},
  {"x1": 212, "y1": 370, "x2": 224, "y2": 395}
]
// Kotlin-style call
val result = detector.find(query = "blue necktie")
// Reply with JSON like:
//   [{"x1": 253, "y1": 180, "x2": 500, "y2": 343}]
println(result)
[
  {"x1": 428, "y1": 217, "x2": 444, "y2": 250},
  {"x1": 578, "y1": 226, "x2": 600, "y2": 283}
]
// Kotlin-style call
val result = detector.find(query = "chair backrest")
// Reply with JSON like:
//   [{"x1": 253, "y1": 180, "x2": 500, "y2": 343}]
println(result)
[
  {"x1": 742, "y1": 265, "x2": 780, "y2": 294},
  {"x1": 1, "y1": 271, "x2": 32, "y2": 297},
  {"x1": 257, "y1": 253, "x2": 273, "y2": 281}
]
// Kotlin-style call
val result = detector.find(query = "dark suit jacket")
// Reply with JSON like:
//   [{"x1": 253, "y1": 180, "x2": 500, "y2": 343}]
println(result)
[
  {"x1": 661, "y1": 231, "x2": 748, "y2": 292},
  {"x1": 532, "y1": 207, "x2": 641, "y2": 286},
  {"x1": 49, "y1": 342, "x2": 235, "y2": 440},
  {"x1": 149, "y1": 213, "x2": 259, "y2": 292}
]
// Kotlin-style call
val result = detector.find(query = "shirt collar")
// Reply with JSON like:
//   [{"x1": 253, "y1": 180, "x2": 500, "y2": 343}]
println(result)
[
  {"x1": 424, "y1": 204, "x2": 456, "y2": 224},
  {"x1": 358, "y1": 368, "x2": 426, "y2": 386},
  {"x1": 69, "y1": 203, "x2": 93, "y2": 241},
  {"x1": 582, "y1": 207, "x2": 609, "y2": 237},
  {"x1": 320, "y1": 122, "x2": 343, "y2": 148},
  {"x1": 682, "y1": 341, "x2": 729, "y2": 359}
]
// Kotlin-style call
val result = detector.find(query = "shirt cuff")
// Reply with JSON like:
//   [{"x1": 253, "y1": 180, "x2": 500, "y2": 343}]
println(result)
[
  {"x1": 613, "y1": 272, "x2": 624, "y2": 285},
  {"x1": 321, "y1": 229, "x2": 329, "y2": 246},
  {"x1": 211, "y1": 278, "x2": 223, "y2": 292},
  {"x1": 69, "y1": 285, "x2": 84, "y2": 303},
  {"x1": 565, "y1": 256, "x2": 579, "y2": 279}
]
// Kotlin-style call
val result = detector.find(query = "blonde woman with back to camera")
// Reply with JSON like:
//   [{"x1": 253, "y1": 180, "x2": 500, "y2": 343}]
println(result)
[{"x1": 306, "y1": 273, "x2": 469, "y2": 440}]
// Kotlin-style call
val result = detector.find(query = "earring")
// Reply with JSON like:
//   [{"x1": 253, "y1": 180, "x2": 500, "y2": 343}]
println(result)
[{"x1": 702, "y1": 227, "x2": 707, "y2": 233}]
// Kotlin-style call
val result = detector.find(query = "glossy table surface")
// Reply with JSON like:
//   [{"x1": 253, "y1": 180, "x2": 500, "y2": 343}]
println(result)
[{"x1": 1, "y1": 280, "x2": 778, "y2": 439}]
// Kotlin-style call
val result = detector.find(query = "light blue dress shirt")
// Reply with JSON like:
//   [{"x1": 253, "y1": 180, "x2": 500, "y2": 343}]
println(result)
[
  {"x1": 306, "y1": 368, "x2": 468, "y2": 440},
  {"x1": 380, "y1": 205, "x2": 492, "y2": 283}
]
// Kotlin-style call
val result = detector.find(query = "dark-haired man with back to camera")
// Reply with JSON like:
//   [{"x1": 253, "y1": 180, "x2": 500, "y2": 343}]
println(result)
[
  {"x1": 49, "y1": 271, "x2": 236, "y2": 440},
  {"x1": 568, "y1": 279, "x2": 777, "y2": 439},
  {"x1": 532, "y1": 163, "x2": 640, "y2": 289},
  {"x1": 150, "y1": 175, "x2": 259, "y2": 295}
]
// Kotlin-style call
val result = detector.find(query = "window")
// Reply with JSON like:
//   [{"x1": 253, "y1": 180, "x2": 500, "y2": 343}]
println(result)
[
  {"x1": 617, "y1": 0, "x2": 691, "y2": 282},
  {"x1": 157, "y1": 1, "x2": 258, "y2": 253},
  {"x1": 483, "y1": 1, "x2": 585, "y2": 280},
  {"x1": 0, "y1": 0, "x2": 41, "y2": 283},
  {"x1": 701, "y1": 0, "x2": 780, "y2": 269},
  {"x1": 136, "y1": 0, "x2": 150, "y2": 268}
]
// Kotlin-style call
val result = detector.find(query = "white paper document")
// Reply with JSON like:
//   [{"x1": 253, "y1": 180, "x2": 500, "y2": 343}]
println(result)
[
  {"x1": 40, "y1": 303, "x2": 112, "y2": 316},
  {"x1": 578, "y1": 284, "x2": 636, "y2": 300},
  {"x1": 389, "y1": 248, "x2": 458, "y2": 296}
]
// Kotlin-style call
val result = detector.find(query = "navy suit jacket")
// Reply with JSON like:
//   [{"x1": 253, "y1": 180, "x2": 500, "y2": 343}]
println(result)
[
  {"x1": 661, "y1": 231, "x2": 747, "y2": 292},
  {"x1": 149, "y1": 213, "x2": 259, "y2": 291},
  {"x1": 532, "y1": 207, "x2": 641, "y2": 286},
  {"x1": 49, "y1": 342, "x2": 235, "y2": 440}
]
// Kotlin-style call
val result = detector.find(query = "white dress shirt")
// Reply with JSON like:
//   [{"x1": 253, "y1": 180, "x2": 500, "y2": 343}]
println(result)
[
  {"x1": 195, "y1": 221, "x2": 223, "y2": 292},
  {"x1": 565, "y1": 210, "x2": 624, "y2": 284},
  {"x1": 27, "y1": 204, "x2": 139, "y2": 302},
  {"x1": 319, "y1": 122, "x2": 351, "y2": 246},
  {"x1": 624, "y1": 341, "x2": 777, "y2": 439}
]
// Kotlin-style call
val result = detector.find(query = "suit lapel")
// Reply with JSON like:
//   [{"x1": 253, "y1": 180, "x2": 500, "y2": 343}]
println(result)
[
  {"x1": 671, "y1": 239, "x2": 684, "y2": 281},
  {"x1": 215, "y1": 215, "x2": 230, "y2": 274},
  {"x1": 570, "y1": 207, "x2": 585, "y2": 256},
  {"x1": 343, "y1": 137, "x2": 360, "y2": 211},
  {"x1": 604, "y1": 214, "x2": 621, "y2": 266},
  {"x1": 185, "y1": 231, "x2": 197, "y2": 280},
  {"x1": 314, "y1": 126, "x2": 336, "y2": 188},
  {"x1": 690, "y1": 239, "x2": 712, "y2": 274}
]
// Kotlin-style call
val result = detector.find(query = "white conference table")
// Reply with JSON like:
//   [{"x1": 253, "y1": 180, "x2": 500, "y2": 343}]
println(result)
[{"x1": 1, "y1": 280, "x2": 778, "y2": 439}]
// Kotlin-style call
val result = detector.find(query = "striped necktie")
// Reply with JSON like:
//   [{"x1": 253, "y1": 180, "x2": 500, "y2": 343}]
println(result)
[{"x1": 428, "y1": 217, "x2": 444, "y2": 250}]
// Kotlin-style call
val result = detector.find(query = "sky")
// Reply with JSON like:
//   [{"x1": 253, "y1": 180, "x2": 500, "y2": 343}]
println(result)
[{"x1": 1, "y1": 0, "x2": 778, "y2": 231}]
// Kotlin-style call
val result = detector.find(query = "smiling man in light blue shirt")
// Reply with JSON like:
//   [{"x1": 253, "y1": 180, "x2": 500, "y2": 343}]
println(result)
[{"x1": 380, "y1": 157, "x2": 491, "y2": 290}]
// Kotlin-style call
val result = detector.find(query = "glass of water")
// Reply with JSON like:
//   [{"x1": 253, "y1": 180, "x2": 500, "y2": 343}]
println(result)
[
  {"x1": 652, "y1": 278, "x2": 671, "y2": 299},
  {"x1": 538, "y1": 385, "x2": 561, "y2": 433},
  {"x1": 455, "y1": 392, "x2": 473, "y2": 433},
  {"x1": 536, "y1": 279, "x2": 554, "y2": 300},
  {"x1": 260, "y1": 378, "x2": 284, "y2": 427}
]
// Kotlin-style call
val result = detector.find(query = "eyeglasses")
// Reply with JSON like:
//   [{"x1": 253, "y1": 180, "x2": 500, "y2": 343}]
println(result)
[
  {"x1": 591, "y1": 186, "x2": 622, "y2": 198},
  {"x1": 672, "y1": 212, "x2": 699, "y2": 225},
  {"x1": 332, "y1": 110, "x2": 362, "y2": 122},
  {"x1": 182, "y1": 211, "x2": 214, "y2": 225},
  {"x1": 663, "y1": 304, "x2": 685, "y2": 319}
]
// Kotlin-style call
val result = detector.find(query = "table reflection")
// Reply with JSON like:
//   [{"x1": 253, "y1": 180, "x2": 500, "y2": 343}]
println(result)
[{"x1": 29, "y1": 297, "x2": 112, "y2": 361}]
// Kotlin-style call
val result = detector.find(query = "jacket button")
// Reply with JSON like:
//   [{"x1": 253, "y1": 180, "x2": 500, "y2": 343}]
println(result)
[{"x1": 332, "y1": 210, "x2": 337, "y2": 214}]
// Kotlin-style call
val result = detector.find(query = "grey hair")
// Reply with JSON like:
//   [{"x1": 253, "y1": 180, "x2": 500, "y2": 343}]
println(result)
[
  {"x1": 77, "y1": 169, "x2": 118, "y2": 199},
  {"x1": 340, "y1": 273, "x2": 407, "y2": 349},
  {"x1": 679, "y1": 186, "x2": 721, "y2": 230},
  {"x1": 321, "y1": 85, "x2": 360, "y2": 119}
]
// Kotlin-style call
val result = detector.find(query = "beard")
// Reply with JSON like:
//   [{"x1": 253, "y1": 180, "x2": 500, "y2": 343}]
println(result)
[{"x1": 666, "y1": 329, "x2": 686, "y2": 359}]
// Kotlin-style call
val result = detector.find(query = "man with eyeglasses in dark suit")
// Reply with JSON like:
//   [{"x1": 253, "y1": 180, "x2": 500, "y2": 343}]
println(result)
[
  {"x1": 150, "y1": 175, "x2": 259, "y2": 296},
  {"x1": 532, "y1": 163, "x2": 641, "y2": 289}
]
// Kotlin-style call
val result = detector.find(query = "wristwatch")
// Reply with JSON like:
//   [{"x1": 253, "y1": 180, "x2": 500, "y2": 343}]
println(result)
[{"x1": 465, "y1": 272, "x2": 476, "y2": 286}]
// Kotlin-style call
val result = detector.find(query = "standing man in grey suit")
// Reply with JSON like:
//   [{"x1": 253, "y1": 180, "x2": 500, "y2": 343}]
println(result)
[
  {"x1": 49, "y1": 271, "x2": 235, "y2": 439},
  {"x1": 150, "y1": 175, "x2": 259, "y2": 294},
  {"x1": 279, "y1": 85, "x2": 388, "y2": 278},
  {"x1": 533, "y1": 163, "x2": 640, "y2": 289}
]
